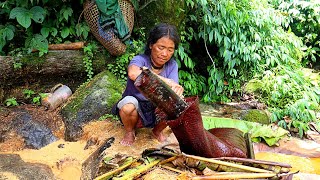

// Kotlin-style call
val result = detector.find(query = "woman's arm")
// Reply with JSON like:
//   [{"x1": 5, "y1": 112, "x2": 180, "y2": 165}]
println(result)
[{"x1": 127, "y1": 64, "x2": 142, "y2": 81}]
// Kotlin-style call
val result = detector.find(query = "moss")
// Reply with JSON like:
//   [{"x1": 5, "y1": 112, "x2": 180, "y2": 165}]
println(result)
[
  {"x1": 136, "y1": 0, "x2": 186, "y2": 33},
  {"x1": 244, "y1": 79, "x2": 264, "y2": 94},
  {"x1": 62, "y1": 70, "x2": 124, "y2": 115},
  {"x1": 20, "y1": 54, "x2": 46, "y2": 67},
  {"x1": 242, "y1": 109, "x2": 270, "y2": 125}
]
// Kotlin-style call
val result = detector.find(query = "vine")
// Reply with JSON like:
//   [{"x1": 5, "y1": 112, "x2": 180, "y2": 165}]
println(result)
[{"x1": 83, "y1": 43, "x2": 97, "y2": 81}]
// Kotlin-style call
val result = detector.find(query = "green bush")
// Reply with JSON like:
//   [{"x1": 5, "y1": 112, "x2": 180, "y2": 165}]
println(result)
[{"x1": 0, "y1": 0, "x2": 89, "y2": 56}]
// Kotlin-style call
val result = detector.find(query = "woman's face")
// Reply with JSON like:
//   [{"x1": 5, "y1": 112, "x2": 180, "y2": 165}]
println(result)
[{"x1": 149, "y1": 36, "x2": 175, "y2": 67}]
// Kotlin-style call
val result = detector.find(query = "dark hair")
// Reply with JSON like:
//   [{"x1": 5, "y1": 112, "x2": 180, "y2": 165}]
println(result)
[{"x1": 144, "y1": 23, "x2": 180, "y2": 55}]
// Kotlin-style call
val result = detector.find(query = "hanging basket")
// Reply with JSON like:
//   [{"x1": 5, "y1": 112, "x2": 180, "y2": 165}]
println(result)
[{"x1": 83, "y1": 0, "x2": 134, "y2": 56}]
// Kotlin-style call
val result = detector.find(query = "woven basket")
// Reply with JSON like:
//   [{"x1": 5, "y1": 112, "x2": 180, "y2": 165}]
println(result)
[{"x1": 83, "y1": 0, "x2": 134, "y2": 56}]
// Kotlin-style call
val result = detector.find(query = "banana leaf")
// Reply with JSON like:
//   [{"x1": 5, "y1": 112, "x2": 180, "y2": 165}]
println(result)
[{"x1": 202, "y1": 116, "x2": 289, "y2": 146}]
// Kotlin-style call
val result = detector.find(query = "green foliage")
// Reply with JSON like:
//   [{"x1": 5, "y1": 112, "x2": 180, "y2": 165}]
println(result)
[
  {"x1": 0, "y1": 0, "x2": 90, "y2": 56},
  {"x1": 107, "y1": 38, "x2": 145, "y2": 83},
  {"x1": 202, "y1": 116, "x2": 289, "y2": 146},
  {"x1": 185, "y1": 0, "x2": 304, "y2": 103},
  {"x1": 249, "y1": 66, "x2": 320, "y2": 137},
  {"x1": 179, "y1": 70, "x2": 207, "y2": 96},
  {"x1": 175, "y1": 25, "x2": 207, "y2": 96},
  {"x1": 9, "y1": 6, "x2": 46, "y2": 28},
  {"x1": 98, "y1": 114, "x2": 119, "y2": 121},
  {"x1": 21, "y1": 89, "x2": 47, "y2": 105},
  {"x1": 83, "y1": 43, "x2": 97, "y2": 81},
  {"x1": 0, "y1": 24, "x2": 15, "y2": 53},
  {"x1": 277, "y1": 0, "x2": 320, "y2": 66},
  {"x1": 23, "y1": 89, "x2": 35, "y2": 98},
  {"x1": 5, "y1": 97, "x2": 18, "y2": 107},
  {"x1": 32, "y1": 96, "x2": 41, "y2": 105}
]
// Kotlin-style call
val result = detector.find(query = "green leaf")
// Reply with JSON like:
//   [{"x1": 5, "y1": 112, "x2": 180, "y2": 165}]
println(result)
[
  {"x1": 202, "y1": 116, "x2": 289, "y2": 146},
  {"x1": 41, "y1": 27, "x2": 50, "y2": 38},
  {"x1": 28, "y1": 34, "x2": 48, "y2": 51},
  {"x1": 61, "y1": 27, "x2": 70, "y2": 38},
  {"x1": 2, "y1": 26, "x2": 15, "y2": 41},
  {"x1": 9, "y1": 7, "x2": 32, "y2": 28},
  {"x1": 209, "y1": 29, "x2": 213, "y2": 43},
  {"x1": 61, "y1": 7, "x2": 73, "y2": 21},
  {"x1": 30, "y1": 6, "x2": 46, "y2": 23},
  {"x1": 51, "y1": 27, "x2": 58, "y2": 36}
]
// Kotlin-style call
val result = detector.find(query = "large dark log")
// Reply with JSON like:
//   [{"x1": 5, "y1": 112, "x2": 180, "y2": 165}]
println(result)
[
  {"x1": 134, "y1": 67, "x2": 188, "y2": 119},
  {"x1": 0, "y1": 50, "x2": 108, "y2": 86}
]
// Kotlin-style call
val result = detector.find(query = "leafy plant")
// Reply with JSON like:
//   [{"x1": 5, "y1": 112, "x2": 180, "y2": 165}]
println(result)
[
  {"x1": 32, "y1": 96, "x2": 41, "y2": 105},
  {"x1": 23, "y1": 89, "x2": 35, "y2": 99},
  {"x1": 9, "y1": 6, "x2": 46, "y2": 29},
  {"x1": 248, "y1": 66, "x2": 320, "y2": 137},
  {"x1": 107, "y1": 38, "x2": 145, "y2": 83},
  {"x1": 99, "y1": 114, "x2": 119, "y2": 121},
  {"x1": 83, "y1": 43, "x2": 97, "y2": 81},
  {"x1": 185, "y1": 0, "x2": 303, "y2": 102},
  {"x1": 0, "y1": 24, "x2": 15, "y2": 54},
  {"x1": 277, "y1": 0, "x2": 320, "y2": 66},
  {"x1": 5, "y1": 97, "x2": 18, "y2": 107},
  {"x1": 202, "y1": 116, "x2": 289, "y2": 146},
  {"x1": 1, "y1": 1, "x2": 90, "y2": 56}
]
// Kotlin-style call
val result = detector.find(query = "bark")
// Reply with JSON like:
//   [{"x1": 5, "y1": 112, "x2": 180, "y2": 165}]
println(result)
[
  {"x1": 0, "y1": 50, "x2": 108, "y2": 86},
  {"x1": 32, "y1": 42, "x2": 85, "y2": 52}
]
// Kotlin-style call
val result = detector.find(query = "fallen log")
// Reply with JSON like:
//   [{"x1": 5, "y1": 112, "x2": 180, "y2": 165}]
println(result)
[
  {"x1": 0, "y1": 50, "x2": 108, "y2": 86},
  {"x1": 32, "y1": 42, "x2": 85, "y2": 52}
]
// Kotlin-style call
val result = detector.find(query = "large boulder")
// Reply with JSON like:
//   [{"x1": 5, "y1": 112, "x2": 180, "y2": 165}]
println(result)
[{"x1": 61, "y1": 70, "x2": 124, "y2": 141}]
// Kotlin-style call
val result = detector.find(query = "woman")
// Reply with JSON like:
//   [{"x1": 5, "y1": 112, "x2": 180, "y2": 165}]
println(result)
[{"x1": 112, "y1": 23, "x2": 184, "y2": 146}]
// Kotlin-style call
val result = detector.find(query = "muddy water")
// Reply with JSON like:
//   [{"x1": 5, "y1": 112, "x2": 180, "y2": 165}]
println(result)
[{"x1": 255, "y1": 152, "x2": 320, "y2": 174}]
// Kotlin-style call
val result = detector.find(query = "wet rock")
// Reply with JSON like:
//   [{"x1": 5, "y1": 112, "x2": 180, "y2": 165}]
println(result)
[
  {"x1": 12, "y1": 111, "x2": 58, "y2": 149},
  {"x1": 0, "y1": 107, "x2": 58, "y2": 150},
  {"x1": 0, "y1": 154, "x2": 55, "y2": 180},
  {"x1": 61, "y1": 70, "x2": 123, "y2": 141}
]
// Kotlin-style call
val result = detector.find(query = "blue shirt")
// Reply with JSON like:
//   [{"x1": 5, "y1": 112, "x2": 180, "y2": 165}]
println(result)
[{"x1": 122, "y1": 54, "x2": 179, "y2": 101}]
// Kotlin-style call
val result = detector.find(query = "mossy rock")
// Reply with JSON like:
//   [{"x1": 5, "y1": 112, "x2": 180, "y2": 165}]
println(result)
[
  {"x1": 244, "y1": 79, "x2": 264, "y2": 94},
  {"x1": 61, "y1": 70, "x2": 124, "y2": 141},
  {"x1": 242, "y1": 109, "x2": 270, "y2": 125}
]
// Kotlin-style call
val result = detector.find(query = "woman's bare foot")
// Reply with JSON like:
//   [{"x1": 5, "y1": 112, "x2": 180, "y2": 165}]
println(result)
[
  {"x1": 152, "y1": 130, "x2": 167, "y2": 142},
  {"x1": 120, "y1": 131, "x2": 136, "y2": 146}
]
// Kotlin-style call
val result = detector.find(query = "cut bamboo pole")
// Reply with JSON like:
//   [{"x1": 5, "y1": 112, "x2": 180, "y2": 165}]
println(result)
[
  {"x1": 213, "y1": 157, "x2": 292, "y2": 168},
  {"x1": 113, "y1": 159, "x2": 161, "y2": 180},
  {"x1": 160, "y1": 165, "x2": 185, "y2": 174},
  {"x1": 183, "y1": 153, "x2": 271, "y2": 173},
  {"x1": 94, "y1": 157, "x2": 135, "y2": 180},
  {"x1": 192, "y1": 172, "x2": 277, "y2": 180},
  {"x1": 159, "y1": 156, "x2": 179, "y2": 165}
]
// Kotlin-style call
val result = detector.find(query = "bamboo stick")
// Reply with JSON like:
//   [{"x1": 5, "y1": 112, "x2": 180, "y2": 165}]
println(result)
[
  {"x1": 213, "y1": 157, "x2": 292, "y2": 168},
  {"x1": 183, "y1": 153, "x2": 271, "y2": 173},
  {"x1": 159, "y1": 156, "x2": 179, "y2": 165},
  {"x1": 94, "y1": 157, "x2": 135, "y2": 180},
  {"x1": 192, "y1": 172, "x2": 277, "y2": 180},
  {"x1": 161, "y1": 165, "x2": 185, "y2": 174},
  {"x1": 114, "y1": 159, "x2": 161, "y2": 180}
]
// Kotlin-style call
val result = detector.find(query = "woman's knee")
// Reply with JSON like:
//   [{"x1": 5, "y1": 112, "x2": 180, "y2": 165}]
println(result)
[{"x1": 120, "y1": 103, "x2": 137, "y2": 116}]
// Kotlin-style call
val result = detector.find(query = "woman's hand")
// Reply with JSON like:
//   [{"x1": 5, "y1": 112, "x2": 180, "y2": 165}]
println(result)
[{"x1": 167, "y1": 79, "x2": 184, "y2": 98}]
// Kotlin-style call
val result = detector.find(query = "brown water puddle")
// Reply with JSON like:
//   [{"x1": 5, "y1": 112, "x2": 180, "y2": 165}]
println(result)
[{"x1": 255, "y1": 152, "x2": 320, "y2": 174}]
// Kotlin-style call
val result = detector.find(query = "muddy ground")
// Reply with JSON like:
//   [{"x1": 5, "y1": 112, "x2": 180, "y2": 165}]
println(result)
[{"x1": 1, "y1": 103, "x2": 320, "y2": 179}]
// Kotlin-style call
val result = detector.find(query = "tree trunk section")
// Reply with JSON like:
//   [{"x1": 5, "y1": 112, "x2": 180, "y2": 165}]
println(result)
[{"x1": 0, "y1": 50, "x2": 108, "y2": 86}]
